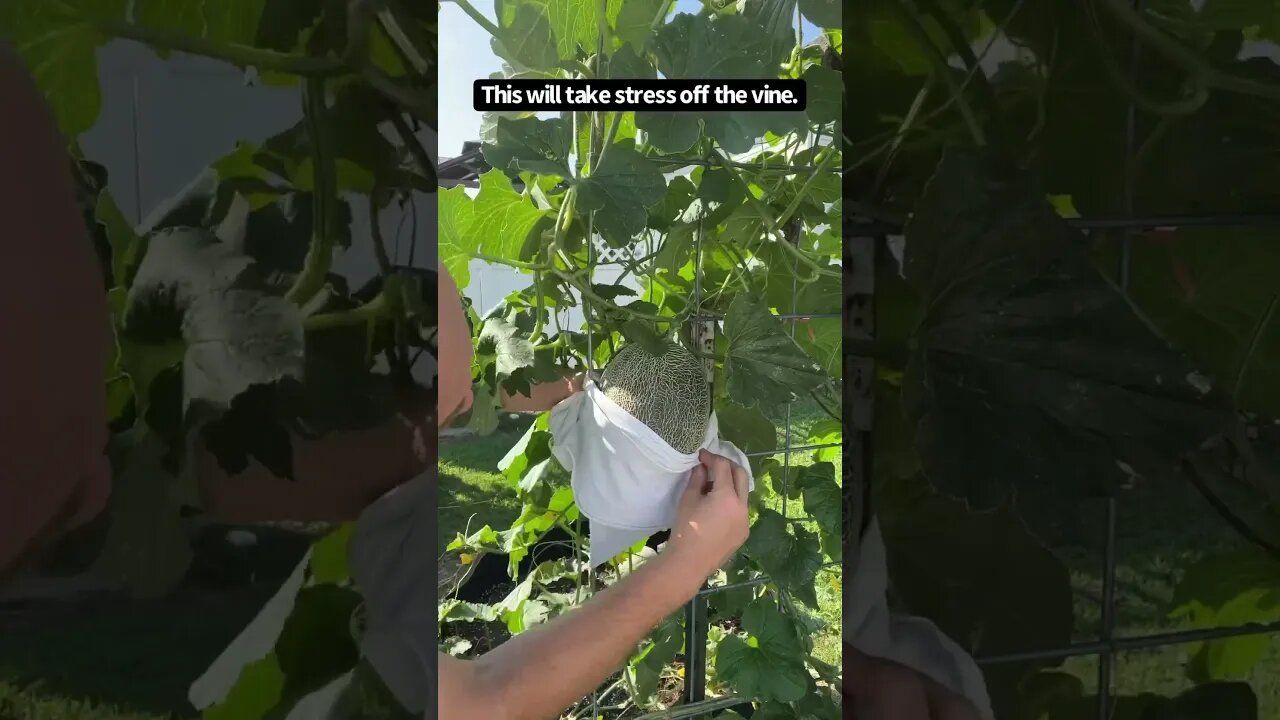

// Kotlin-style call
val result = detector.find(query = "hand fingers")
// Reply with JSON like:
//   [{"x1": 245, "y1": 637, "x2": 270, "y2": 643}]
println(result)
[
  {"x1": 680, "y1": 464, "x2": 709, "y2": 509},
  {"x1": 698, "y1": 449, "x2": 736, "y2": 485},
  {"x1": 729, "y1": 463, "x2": 749, "y2": 501},
  {"x1": 698, "y1": 449, "x2": 749, "y2": 501}
]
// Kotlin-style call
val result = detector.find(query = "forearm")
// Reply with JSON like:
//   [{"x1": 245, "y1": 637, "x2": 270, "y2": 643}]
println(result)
[
  {"x1": 499, "y1": 372, "x2": 584, "y2": 413},
  {"x1": 194, "y1": 413, "x2": 430, "y2": 522},
  {"x1": 470, "y1": 549, "x2": 706, "y2": 720}
]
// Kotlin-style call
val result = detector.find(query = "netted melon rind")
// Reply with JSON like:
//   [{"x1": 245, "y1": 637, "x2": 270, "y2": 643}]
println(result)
[{"x1": 600, "y1": 342, "x2": 710, "y2": 453}]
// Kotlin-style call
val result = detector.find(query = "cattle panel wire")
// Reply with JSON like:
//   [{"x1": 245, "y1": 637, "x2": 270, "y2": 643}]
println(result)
[
  {"x1": 844, "y1": 1, "x2": 1280, "y2": 711},
  {"x1": 570, "y1": 175, "x2": 841, "y2": 717}
]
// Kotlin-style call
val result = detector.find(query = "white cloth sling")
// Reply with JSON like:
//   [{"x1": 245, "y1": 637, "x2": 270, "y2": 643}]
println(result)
[
  {"x1": 548, "y1": 379, "x2": 754, "y2": 567},
  {"x1": 847, "y1": 519, "x2": 995, "y2": 720}
]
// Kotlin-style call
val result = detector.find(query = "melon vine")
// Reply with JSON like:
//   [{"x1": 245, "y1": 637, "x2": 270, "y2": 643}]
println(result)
[
  {"x1": 439, "y1": 0, "x2": 844, "y2": 716},
  {"x1": 2, "y1": 0, "x2": 842, "y2": 717},
  {"x1": 854, "y1": 1, "x2": 1280, "y2": 717}
]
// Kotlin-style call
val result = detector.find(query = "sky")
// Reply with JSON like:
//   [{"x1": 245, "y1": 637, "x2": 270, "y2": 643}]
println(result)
[{"x1": 437, "y1": 0, "x2": 821, "y2": 157}]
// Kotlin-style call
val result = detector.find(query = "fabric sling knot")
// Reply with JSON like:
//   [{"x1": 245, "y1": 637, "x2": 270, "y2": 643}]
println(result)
[{"x1": 548, "y1": 379, "x2": 754, "y2": 567}]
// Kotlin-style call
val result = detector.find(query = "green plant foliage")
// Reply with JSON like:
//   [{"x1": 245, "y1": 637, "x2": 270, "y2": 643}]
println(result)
[
  {"x1": 5, "y1": 0, "x2": 438, "y2": 716},
  {"x1": 11, "y1": 0, "x2": 839, "y2": 715},
  {"x1": 852, "y1": 0, "x2": 1280, "y2": 715},
  {"x1": 438, "y1": 0, "x2": 843, "y2": 716},
  {"x1": 903, "y1": 147, "x2": 1236, "y2": 524},
  {"x1": 1170, "y1": 548, "x2": 1280, "y2": 682}
]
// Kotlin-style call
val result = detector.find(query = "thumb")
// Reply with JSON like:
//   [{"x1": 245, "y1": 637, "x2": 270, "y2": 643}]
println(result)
[{"x1": 679, "y1": 464, "x2": 708, "y2": 511}]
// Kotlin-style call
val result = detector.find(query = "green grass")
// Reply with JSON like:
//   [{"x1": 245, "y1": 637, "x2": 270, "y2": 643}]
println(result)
[
  {"x1": 438, "y1": 424, "x2": 527, "y2": 550},
  {"x1": 0, "y1": 682, "x2": 174, "y2": 720},
  {"x1": 1047, "y1": 480, "x2": 1280, "y2": 714},
  {"x1": 0, "y1": 584, "x2": 281, "y2": 720}
]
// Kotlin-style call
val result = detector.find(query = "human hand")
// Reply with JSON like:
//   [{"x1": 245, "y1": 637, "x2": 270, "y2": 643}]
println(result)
[
  {"x1": 499, "y1": 371, "x2": 584, "y2": 413},
  {"x1": 666, "y1": 449, "x2": 751, "y2": 580},
  {"x1": 847, "y1": 647, "x2": 981, "y2": 720}
]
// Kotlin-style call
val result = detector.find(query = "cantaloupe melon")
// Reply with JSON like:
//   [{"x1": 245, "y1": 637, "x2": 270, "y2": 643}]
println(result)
[{"x1": 600, "y1": 342, "x2": 710, "y2": 453}]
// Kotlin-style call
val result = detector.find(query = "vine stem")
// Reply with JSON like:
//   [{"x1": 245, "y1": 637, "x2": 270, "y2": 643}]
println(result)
[
  {"x1": 286, "y1": 77, "x2": 337, "y2": 305},
  {"x1": 893, "y1": 0, "x2": 986, "y2": 146},
  {"x1": 652, "y1": 156, "x2": 819, "y2": 174},
  {"x1": 368, "y1": 192, "x2": 395, "y2": 275},
  {"x1": 303, "y1": 291, "x2": 391, "y2": 331},
  {"x1": 54, "y1": 2, "x2": 347, "y2": 76},
  {"x1": 710, "y1": 146, "x2": 839, "y2": 279},
  {"x1": 388, "y1": 111, "x2": 437, "y2": 185},
  {"x1": 774, "y1": 141, "x2": 838, "y2": 235},
  {"x1": 451, "y1": 0, "x2": 503, "y2": 38},
  {"x1": 553, "y1": 268, "x2": 674, "y2": 323},
  {"x1": 471, "y1": 252, "x2": 550, "y2": 271},
  {"x1": 1093, "y1": 0, "x2": 1280, "y2": 101}
]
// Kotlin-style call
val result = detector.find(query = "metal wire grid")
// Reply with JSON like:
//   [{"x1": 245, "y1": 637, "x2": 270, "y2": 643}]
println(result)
[
  {"x1": 568, "y1": 192, "x2": 841, "y2": 718},
  {"x1": 442, "y1": 145, "x2": 842, "y2": 715},
  {"x1": 844, "y1": 1, "x2": 1280, "y2": 712}
]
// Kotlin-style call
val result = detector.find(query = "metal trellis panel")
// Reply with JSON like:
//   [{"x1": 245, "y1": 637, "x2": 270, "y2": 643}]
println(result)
[{"x1": 849, "y1": 0, "x2": 1280, "y2": 711}]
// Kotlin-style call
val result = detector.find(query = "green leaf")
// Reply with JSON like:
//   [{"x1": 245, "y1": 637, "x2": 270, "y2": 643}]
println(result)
[
  {"x1": 522, "y1": 0, "x2": 601, "y2": 61},
  {"x1": 181, "y1": 289, "x2": 306, "y2": 418},
  {"x1": 744, "y1": 508, "x2": 822, "y2": 607},
  {"x1": 1124, "y1": 228, "x2": 1280, "y2": 416},
  {"x1": 723, "y1": 294, "x2": 828, "y2": 415},
  {"x1": 469, "y1": 169, "x2": 550, "y2": 259},
  {"x1": 574, "y1": 139, "x2": 667, "y2": 247},
  {"x1": 651, "y1": 13, "x2": 772, "y2": 78},
  {"x1": 439, "y1": 185, "x2": 478, "y2": 288},
  {"x1": 205, "y1": 654, "x2": 286, "y2": 720},
  {"x1": 795, "y1": 462, "x2": 840, "y2": 540},
  {"x1": 479, "y1": 316, "x2": 536, "y2": 384},
  {"x1": 902, "y1": 147, "x2": 1234, "y2": 519},
  {"x1": 135, "y1": 0, "x2": 265, "y2": 45},
  {"x1": 715, "y1": 599, "x2": 809, "y2": 702},
  {"x1": 0, "y1": 1, "x2": 126, "y2": 138},
  {"x1": 1199, "y1": 0, "x2": 1280, "y2": 30},
  {"x1": 716, "y1": 399, "x2": 777, "y2": 455},
  {"x1": 260, "y1": 84, "x2": 401, "y2": 195},
  {"x1": 802, "y1": 65, "x2": 842, "y2": 126},
  {"x1": 611, "y1": 0, "x2": 667, "y2": 48},
  {"x1": 627, "y1": 614, "x2": 683, "y2": 706},
  {"x1": 482, "y1": 116, "x2": 574, "y2": 177},
  {"x1": 310, "y1": 523, "x2": 354, "y2": 585},
  {"x1": 635, "y1": 12, "x2": 804, "y2": 152},
  {"x1": 96, "y1": 190, "x2": 144, "y2": 288},
  {"x1": 273, "y1": 584, "x2": 362, "y2": 710},
  {"x1": 1170, "y1": 547, "x2": 1280, "y2": 681},
  {"x1": 618, "y1": 319, "x2": 666, "y2": 354},
  {"x1": 744, "y1": 0, "x2": 798, "y2": 69},
  {"x1": 634, "y1": 112, "x2": 702, "y2": 154},
  {"x1": 798, "y1": 0, "x2": 840, "y2": 28},
  {"x1": 120, "y1": 224, "x2": 305, "y2": 478},
  {"x1": 648, "y1": 178, "x2": 696, "y2": 233},
  {"x1": 795, "y1": 317, "x2": 841, "y2": 377},
  {"x1": 492, "y1": 2, "x2": 560, "y2": 71},
  {"x1": 606, "y1": 41, "x2": 656, "y2": 78}
]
